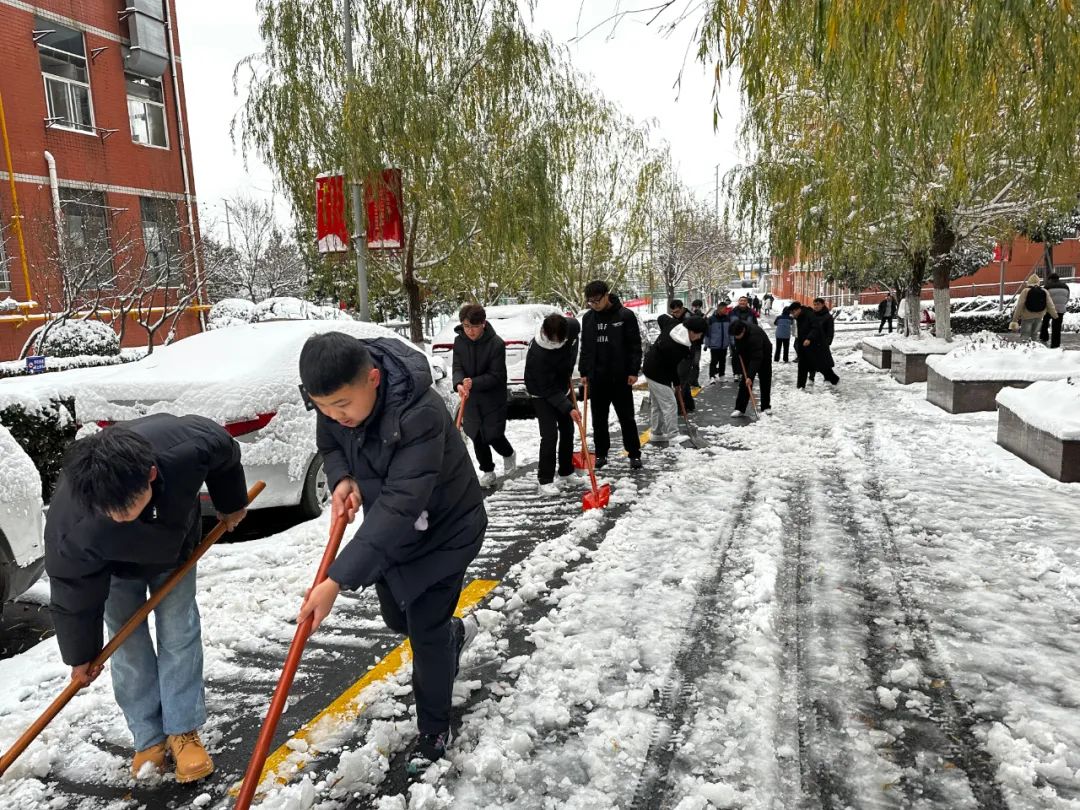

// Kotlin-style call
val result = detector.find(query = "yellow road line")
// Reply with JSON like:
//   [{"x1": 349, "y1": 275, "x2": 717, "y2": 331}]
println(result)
[{"x1": 233, "y1": 578, "x2": 499, "y2": 796}]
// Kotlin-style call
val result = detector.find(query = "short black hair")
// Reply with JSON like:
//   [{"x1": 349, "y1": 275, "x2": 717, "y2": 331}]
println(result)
[
  {"x1": 459, "y1": 303, "x2": 486, "y2": 324},
  {"x1": 584, "y1": 280, "x2": 609, "y2": 299},
  {"x1": 684, "y1": 315, "x2": 708, "y2": 335},
  {"x1": 299, "y1": 332, "x2": 374, "y2": 396},
  {"x1": 541, "y1": 313, "x2": 568, "y2": 342},
  {"x1": 789, "y1": 301, "x2": 803, "y2": 310},
  {"x1": 813, "y1": 297, "x2": 826, "y2": 305},
  {"x1": 691, "y1": 299, "x2": 703, "y2": 308},
  {"x1": 62, "y1": 427, "x2": 155, "y2": 516},
  {"x1": 669, "y1": 299, "x2": 685, "y2": 310},
  {"x1": 1049, "y1": 273, "x2": 1060, "y2": 282},
  {"x1": 729, "y1": 320, "x2": 748, "y2": 337}
]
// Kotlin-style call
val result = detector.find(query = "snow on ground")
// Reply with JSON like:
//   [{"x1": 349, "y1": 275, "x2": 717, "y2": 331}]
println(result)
[{"x1": 927, "y1": 339, "x2": 1080, "y2": 381}]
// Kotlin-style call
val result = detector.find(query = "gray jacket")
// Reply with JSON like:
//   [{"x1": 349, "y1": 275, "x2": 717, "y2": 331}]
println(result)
[{"x1": 1046, "y1": 280, "x2": 1071, "y2": 316}]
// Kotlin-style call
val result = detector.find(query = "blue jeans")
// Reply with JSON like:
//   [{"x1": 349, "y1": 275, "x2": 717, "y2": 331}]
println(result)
[{"x1": 104, "y1": 567, "x2": 206, "y2": 750}]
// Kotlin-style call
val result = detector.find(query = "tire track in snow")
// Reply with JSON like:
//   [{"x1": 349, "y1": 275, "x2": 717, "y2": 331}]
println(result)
[{"x1": 628, "y1": 478, "x2": 755, "y2": 810}]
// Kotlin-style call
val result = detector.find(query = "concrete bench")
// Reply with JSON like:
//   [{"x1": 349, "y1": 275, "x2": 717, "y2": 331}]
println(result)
[
  {"x1": 997, "y1": 404, "x2": 1080, "y2": 483},
  {"x1": 927, "y1": 369, "x2": 1032, "y2": 413},
  {"x1": 891, "y1": 349, "x2": 937, "y2": 384},
  {"x1": 862, "y1": 342, "x2": 893, "y2": 369}
]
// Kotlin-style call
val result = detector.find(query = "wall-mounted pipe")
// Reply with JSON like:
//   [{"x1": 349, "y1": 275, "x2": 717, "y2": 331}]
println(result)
[{"x1": 43, "y1": 151, "x2": 63, "y2": 252}]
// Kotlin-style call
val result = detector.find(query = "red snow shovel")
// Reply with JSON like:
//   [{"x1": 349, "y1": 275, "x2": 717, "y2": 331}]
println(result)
[
  {"x1": 0, "y1": 481, "x2": 266, "y2": 779},
  {"x1": 234, "y1": 510, "x2": 350, "y2": 809},
  {"x1": 455, "y1": 389, "x2": 469, "y2": 432},
  {"x1": 571, "y1": 381, "x2": 595, "y2": 470},
  {"x1": 570, "y1": 383, "x2": 610, "y2": 510}
]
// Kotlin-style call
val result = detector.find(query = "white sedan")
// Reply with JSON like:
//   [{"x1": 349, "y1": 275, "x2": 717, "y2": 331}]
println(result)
[{"x1": 76, "y1": 320, "x2": 450, "y2": 518}]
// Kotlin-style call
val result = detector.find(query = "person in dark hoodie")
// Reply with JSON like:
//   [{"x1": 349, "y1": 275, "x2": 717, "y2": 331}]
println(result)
[
  {"x1": 297, "y1": 333, "x2": 485, "y2": 768},
  {"x1": 579, "y1": 280, "x2": 643, "y2": 470},
  {"x1": 45, "y1": 415, "x2": 249, "y2": 781},
  {"x1": 525, "y1": 313, "x2": 583, "y2": 496},
  {"x1": 729, "y1": 320, "x2": 773, "y2": 417},
  {"x1": 452, "y1": 303, "x2": 515, "y2": 487},
  {"x1": 642, "y1": 315, "x2": 708, "y2": 443}
]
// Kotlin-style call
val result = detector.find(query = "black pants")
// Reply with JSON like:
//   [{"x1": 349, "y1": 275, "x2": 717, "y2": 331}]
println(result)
[
  {"x1": 689, "y1": 345, "x2": 702, "y2": 387},
  {"x1": 773, "y1": 338, "x2": 790, "y2": 362},
  {"x1": 796, "y1": 351, "x2": 818, "y2": 388},
  {"x1": 708, "y1": 348, "x2": 727, "y2": 377},
  {"x1": 735, "y1": 360, "x2": 772, "y2": 412},
  {"x1": 376, "y1": 569, "x2": 465, "y2": 734},
  {"x1": 1041, "y1": 314, "x2": 1063, "y2": 348},
  {"x1": 589, "y1": 380, "x2": 641, "y2": 460},
  {"x1": 878, "y1": 316, "x2": 894, "y2": 333},
  {"x1": 472, "y1": 429, "x2": 514, "y2": 473},
  {"x1": 533, "y1": 398, "x2": 574, "y2": 484}
]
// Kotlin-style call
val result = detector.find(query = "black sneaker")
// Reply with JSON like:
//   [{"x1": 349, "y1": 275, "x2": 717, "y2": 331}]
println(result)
[
  {"x1": 594, "y1": 456, "x2": 608, "y2": 470},
  {"x1": 413, "y1": 728, "x2": 453, "y2": 766},
  {"x1": 630, "y1": 457, "x2": 643, "y2": 470},
  {"x1": 452, "y1": 615, "x2": 478, "y2": 679}
]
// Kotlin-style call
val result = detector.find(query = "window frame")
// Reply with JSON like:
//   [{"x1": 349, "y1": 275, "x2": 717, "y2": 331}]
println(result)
[
  {"x1": 140, "y1": 196, "x2": 182, "y2": 286},
  {"x1": 37, "y1": 23, "x2": 96, "y2": 136},
  {"x1": 60, "y1": 188, "x2": 116, "y2": 289},
  {"x1": 126, "y1": 74, "x2": 169, "y2": 149},
  {"x1": 0, "y1": 228, "x2": 10, "y2": 292}
]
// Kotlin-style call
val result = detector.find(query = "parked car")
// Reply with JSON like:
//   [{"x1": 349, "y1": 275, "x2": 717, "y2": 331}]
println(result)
[
  {"x1": 430, "y1": 304, "x2": 571, "y2": 400},
  {"x1": 0, "y1": 424, "x2": 45, "y2": 602},
  {"x1": 76, "y1": 320, "x2": 450, "y2": 519}
]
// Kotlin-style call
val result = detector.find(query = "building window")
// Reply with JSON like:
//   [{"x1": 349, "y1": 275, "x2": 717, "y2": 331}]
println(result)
[
  {"x1": 0, "y1": 229, "x2": 10, "y2": 292},
  {"x1": 126, "y1": 74, "x2": 168, "y2": 148},
  {"x1": 36, "y1": 18, "x2": 95, "y2": 134},
  {"x1": 140, "y1": 197, "x2": 182, "y2": 283},
  {"x1": 60, "y1": 188, "x2": 115, "y2": 288}
]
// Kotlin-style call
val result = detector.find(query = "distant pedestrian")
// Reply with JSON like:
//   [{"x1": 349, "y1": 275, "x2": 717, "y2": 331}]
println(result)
[
  {"x1": 877, "y1": 293, "x2": 898, "y2": 334},
  {"x1": 524, "y1": 313, "x2": 582, "y2": 496},
  {"x1": 773, "y1": 306, "x2": 793, "y2": 362},
  {"x1": 762, "y1": 293, "x2": 775, "y2": 315},
  {"x1": 642, "y1": 316, "x2": 708, "y2": 442},
  {"x1": 1010, "y1": 273, "x2": 1057, "y2": 340},
  {"x1": 751, "y1": 295, "x2": 762, "y2": 313},
  {"x1": 804, "y1": 298, "x2": 840, "y2": 386},
  {"x1": 579, "y1": 280, "x2": 644, "y2": 470},
  {"x1": 453, "y1": 304, "x2": 516, "y2": 487},
  {"x1": 1041, "y1": 273, "x2": 1070, "y2": 348},
  {"x1": 704, "y1": 302, "x2": 730, "y2": 379},
  {"x1": 729, "y1": 320, "x2": 772, "y2": 417},
  {"x1": 728, "y1": 296, "x2": 759, "y2": 380},
  {"x1": 789, "y1": 302, "x2": 815, "y2": 388}
]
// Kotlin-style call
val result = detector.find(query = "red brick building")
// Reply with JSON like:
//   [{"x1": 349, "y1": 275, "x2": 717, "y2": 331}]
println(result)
[
  {"x1": 0, "y1": 0, "x2": 204, "y2": 361},
  {"x1": 769, "y1": 238, "x2": 1080, "y2": 306}
]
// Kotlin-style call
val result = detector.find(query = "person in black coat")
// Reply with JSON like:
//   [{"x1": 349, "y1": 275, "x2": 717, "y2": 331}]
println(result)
[
  {"x1": 727, "y1": 296, "x2": 759, "y2": 379},
  {"x1": 642, "y1": 316, "x2": 707, "y2": 441},
  {"x1": 729, "y1": 321, "x2": 772, "y2": 416},
  {"x1": 524, "y1": 313, "x2": 583, "y2": 494},
  {"x1": 877, "y1": 293, "x2": 898, "y2": 334},
  {"x1": 297, "y1": 333, "x2": 486, "y2": 766},
  {"x1": 789, "y1": 301, "x2": 816, "y2": 389},
  {"x1": 659, "y1": 301, "x2": 701, "y2": 411},
  {"x1": 45, "y1": 414, "x2": 248, "y2": 779},
  {"x1": 452, "y1": 303, "x2": 515, "y2": 487},
  {"x1": 796, "y1": 298, "x2": 839, "y2": 386},
  {"x1": 579, "y1": 280, "x2": 643, "y2": 469}
]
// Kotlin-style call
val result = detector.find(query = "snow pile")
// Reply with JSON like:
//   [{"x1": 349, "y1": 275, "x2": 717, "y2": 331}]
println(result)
[
  {"x1": 926, "y1": 339, "x2": 1080, "y2": 382},
  {"x1": 996, "y1": 379, "x2": 1080, "y2": 440},
  {"x1": 0, "y1": 297, "x2": 21, "y2": 312},
  {"x1": 208, "y1": 298, "x2": 256, "y2": 330},
  {"x1": 0, "y1": 423, "x2": 42, "y2": 517},
  {"x1": 34, "y1": 319, "x2": 120, "y2": 358},
  {"x1": 252, "y1": 297, "x2": 352, "y2": 323},
  {"x1": 860, "y1": 335, "x2": 894, "y2": 350},
  {"x1": 889, "y1": 335, "x2": 970, "y2": 355}
]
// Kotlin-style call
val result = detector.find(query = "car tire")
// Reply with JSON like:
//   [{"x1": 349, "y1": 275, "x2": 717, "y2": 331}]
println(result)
[{"x1": 298, "y1": 454, "x2": 330, "y2": 520}]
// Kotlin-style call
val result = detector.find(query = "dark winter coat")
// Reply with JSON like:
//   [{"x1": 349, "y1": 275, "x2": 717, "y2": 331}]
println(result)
[
  {"x1": 320, "y1": 338, "x2": 485, "y2": 606},
  {"x1": 705, "y1": 311, "x2": 730, "y2": 349},
  {"x1": 45, "y1": 414, "x2": 248, "y2": 666},
  {"x1": 733, "y1": 323, "x2": 773, "y2": 378},
  {"x1": 578, "y1": 294, "x2": 643, "y2": 384},
  {"x1": 727, "y1": 306, "x2": 758, "y2": 329},
  {"x1": 524, "y1": 319, "x2": 581, "y2": 416},
  {"x1": 878, "y1": 297, "x2": 898, "y2": 318},
  {"x1": 802, "y1": 309, "x2": 836, "y2": 370},
  {"x1": 773, "y1": 311, "x2": 793, "y2": 341},
  {"x1": 452, "y1": 323, "x2": 508, "y2": 441},
  {"x1": 657, "y1": 312, "x2": 683, "y2": 335},
  {"x1": 643, "y1": 323, "x2": 694, "y2": 386}
]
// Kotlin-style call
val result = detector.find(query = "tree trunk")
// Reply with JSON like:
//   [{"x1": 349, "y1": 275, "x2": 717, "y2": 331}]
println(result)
[
  {"x1": 932, "y1": 265, "x2": 952, "y2": 341},
  {"x1": 904, "y1": 253, "x2": 927, "y2": 339},
  {"x1": 404, "y1": 255, "x2": 424, "y2": 344}
]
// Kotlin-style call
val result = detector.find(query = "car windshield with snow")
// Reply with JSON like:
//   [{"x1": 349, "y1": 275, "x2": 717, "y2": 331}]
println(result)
[{"x1": 74, "y1": 320, "x2": 450, "y2": 518}]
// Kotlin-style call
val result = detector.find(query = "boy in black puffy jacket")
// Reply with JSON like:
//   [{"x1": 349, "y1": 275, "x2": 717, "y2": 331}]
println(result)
[{"x1": 524, "y1": 313, "x2": 583, "y2": 495}]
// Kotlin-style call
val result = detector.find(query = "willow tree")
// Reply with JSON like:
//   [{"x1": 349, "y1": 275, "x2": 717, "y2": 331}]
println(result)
[
  {"x1": 236, "y1": 0, "x2": 566, "y2": 341},
  {"x1": 698, "y1": 0, "x2": 1080, "y2": 339}
]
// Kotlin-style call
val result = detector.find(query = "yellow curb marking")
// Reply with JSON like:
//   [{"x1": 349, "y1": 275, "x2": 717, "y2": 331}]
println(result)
[{"x1": 232, "y1": 578, "x2": 499, "y2": 796}]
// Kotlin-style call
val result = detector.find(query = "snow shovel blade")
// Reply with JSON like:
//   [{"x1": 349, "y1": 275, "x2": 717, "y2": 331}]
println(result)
[
  {"x1": 682, "y1": 417, "x2": 708, "y2": 449},
  {"x1": 572, "y1": 450, "x2": 595, "y2": 470},
  {"x1": 582, "y1": 483, "x2": 611, "y2": 510}
]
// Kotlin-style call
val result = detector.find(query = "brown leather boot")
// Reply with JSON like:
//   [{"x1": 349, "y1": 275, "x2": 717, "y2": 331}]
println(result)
[
  {"x1": 131, "y1": 742, "x2": 168, "y2": 778},
  {"x1": 167, "y1": 731, "x2": 214, "y2": 783}
]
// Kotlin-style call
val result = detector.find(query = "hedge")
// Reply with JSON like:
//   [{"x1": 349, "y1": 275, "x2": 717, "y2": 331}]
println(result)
[
  {"x1": 0, "y1": 398, "x2": 79, "y2": 502},
  {"x1": 950, "y1": 312, "x2": 1011, "y2": 334}
]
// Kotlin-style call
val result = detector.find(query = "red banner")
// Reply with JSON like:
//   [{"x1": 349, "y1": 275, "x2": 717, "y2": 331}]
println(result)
[
  {"x1": 315, "y1": 173, "x2": 348, "y2": 254},
  {"x1": 365, "y1": 168, "x2": 404, "y2": 250}
]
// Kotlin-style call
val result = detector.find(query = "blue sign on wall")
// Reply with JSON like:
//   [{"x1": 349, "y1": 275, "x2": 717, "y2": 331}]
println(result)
[{"x1": 25, "y1": 355, "x2": 46, "y2": 375}]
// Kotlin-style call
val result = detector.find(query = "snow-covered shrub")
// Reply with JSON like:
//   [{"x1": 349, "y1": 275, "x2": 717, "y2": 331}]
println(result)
[
  {"x1": 251, "y1": 297, "x2": 353, "y2": 323},
  {"x1": 951, "y1": 310, "x2": 1011, "y2": 335},
  {"x1": 0, "y1": 398, "x2": 78, "y2": 501},
  {"x1": 35, "y1": 319, "x2": 120, "y2": 358},
  {"x1": 208, "y1": 298, "x2": 256, "y2": 330}
]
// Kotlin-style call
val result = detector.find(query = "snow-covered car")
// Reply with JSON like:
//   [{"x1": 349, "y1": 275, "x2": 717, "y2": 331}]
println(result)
[
  {"x1": 76, "y1": 320, "x2": 450, "y2": 518},
  {"x1": 0, "y1": 425, "x2": 45, "y2": 602},
  {"x1": 431, "y1": 304, "x2": 571, "y2": 400}
]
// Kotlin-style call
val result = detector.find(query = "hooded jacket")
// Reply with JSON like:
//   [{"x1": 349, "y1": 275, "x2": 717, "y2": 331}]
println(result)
[
  {"x1": 578, "y1": 294, "x2": 642, "y2": 384},
  {"x1": 1045, "y1": 277, "x2": 1071, "y2": 315},
  {"x1": 320, "y1": 338, "x2": 485, "y2": 606},
  {"x1": 643, "y1": 323, "x2": 694, "y2": 386},
  {"x1": 1012, "y1": 274, "x2": 1059, "y2": 322},
  {"x1": 524, "y1": 318, "x2": 581, "y2": 416},
  {"x1": 45, "y1": 414, "x2": 248, "y2": 665},
  {"x1": 452, "y1": 322, "x2": 508, "y2": 440}
]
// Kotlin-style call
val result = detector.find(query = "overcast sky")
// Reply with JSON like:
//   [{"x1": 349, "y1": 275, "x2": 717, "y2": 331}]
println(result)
[{"x1": 176, "y1": 0, "x2": 744, "y2": 237}]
